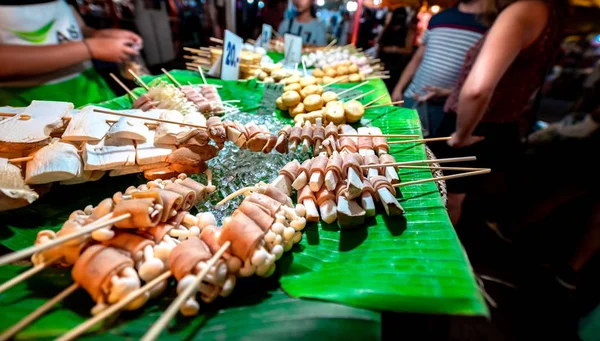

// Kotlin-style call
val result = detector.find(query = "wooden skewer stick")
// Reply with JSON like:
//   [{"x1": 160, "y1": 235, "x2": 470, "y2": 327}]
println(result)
[
  {"x1": 197, "y1": 66, "x2": 208, "y2": 85},
  {"x1": 0, "y1": 259, "x2": 55, "y2": 295},
  {"x1": 210, "y1": 37, "x2": 224, "y2": 44},
  {"x1": 301, "y1": 58, "x2": 308, "y2": 77},
  {"x1": 363, "y1": 94, "x2": 386, "y2": 108},
  {"x1": 338, "y1": 133, "x2": 419, "y2": 138},
  {"x1": 325, "y1": 39, "x2": 338, "y2": 49},
  {"x1": 127, "y1": 69, "x2": 150, "y2": 91},
  {"x1": 140, "y1": 242, "x2": 231, "y2": 341},
  {"x1": 109, "y1": 73, "x2": 137, "y2": 100},
  {"x1": 366, "y1": 75, "x2": 390, "y2": 80},
  {"x1": 0, "y1": 113, "x2": 31, "y2": 120},
  {"x1": 0, "y1": 283, "x2": 80, "y2": 341},
  {"x1": 366, "y1": 100, "x2": 404, "y2": 109},
  {"x1": 335, "y1": 81, "x2": 369, "y2": 96},
  {"x1": 161, "y1": 68, "x2": 183, "y2": 88},
  {"x1": 361, "y1": 156, "x2": 477, "y2": 169},
  {"x1": 398, "y1": 165, "x2": 489, "y2": 171},
  {"x1": 56, "y1": 271, "x2": 173, "y2": 341},
  {"x1": 183, "y1": 47, "x2": 210, "y2": 55},
  {"x1": 8, "y1": 156, "x2": 33, "y2": 163},
  {"x1": 323, "y1": 75, "x2": 349, "y2": 88},
  {"x1": 394, "y1": 169, "x2": 491, "y2": 188},
  {"x1": 184, "y1": 55, "x2": 210, "y2": 62},
  {"x1": 349, "y1": 89, "x2": 375, "y2": 102},
  {"x1": 216, "y1": 186, "x2": 256, "y2": 206},
  {"x1": 388, "y1": 136, "x2": 451, "y2": 145},
  {"x1": 186, "y1": 62, "x2": 211, "y2": 69},
  {"x1": 0, "y1": 213, "x2": 129, "y2": 267},
  {"x1": 184, "y1": 53, "x2": 210, "y2": 60},
  {"x1": 93, "y1": 108, "x2": 207, "y2": 129}
]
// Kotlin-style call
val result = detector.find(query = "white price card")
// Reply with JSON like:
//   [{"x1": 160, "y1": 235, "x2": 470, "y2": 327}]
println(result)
[
  {"x1": 284, "y1": 33, "x2": 302, "y2": 65},
  {"x1": 258, "y1": 24, "x2": 272, "y2": 48},
  {"x1": 221, "y1": 30, "x2": 243, "y2": 81}
]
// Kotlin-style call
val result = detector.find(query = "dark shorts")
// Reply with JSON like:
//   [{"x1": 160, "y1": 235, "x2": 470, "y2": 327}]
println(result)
[
  {"x1": 403, "y1": 97, "x2": 448, "y2": 137},
  {"x1": 429, "y1": 113, "x2": 522, "y2": 194}
]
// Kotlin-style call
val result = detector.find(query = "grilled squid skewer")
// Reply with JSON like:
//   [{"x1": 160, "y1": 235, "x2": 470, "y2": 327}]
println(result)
[
  {"x1": 341, "y1": 152, "x2": 364, "y2": 200},
  {"x1": 324, "y1": 151, "x2": 343, "y2": 191},
  {"x1": 169, "y1": 238, "x2": 229, "y2": 316},
  {"x1": 272, "y1": 159, "x2": 299, "y2": 196},
  {"x1": 379, "y1": 154, "x2": 400, "y2": 184},
  {"x1": 316, "y1": 187, "x2": 337, "y2": 224},
  {"x1": 360, "y1": 179, "x2": 377, "y2": 217},
  {"x1": 72, "y1": 245, "x2": 148, "y2": 315},
  {"x1": 309, "y1": 152, "x2": 328, "y2": 192},
  {"x1": 371, "y1": 175, "x2": 405, "y2": 216},
  {"x1": 336, "y1": 181, "x2": 366, "y2": 228},
  {"x1": 292, "y1": 159, "x2": 312, "y2": 191}
]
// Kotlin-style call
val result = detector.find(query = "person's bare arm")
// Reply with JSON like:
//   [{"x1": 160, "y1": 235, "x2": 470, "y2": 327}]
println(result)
[
  {"x1": 396, "y1": 29, "x2": 415, "y2": 54},
  {"x1": 0, "y1": 42, "x2": 89, "y2": 78},
  {"x1": 450, "y1": 1, "x2": 549, "y2": 146},
  {"x1": 391, "y1": 44, "x2": 425, "y2": 101},
  {"x1": 0, "y1": 38, "x2": 138, "y2": 79}
]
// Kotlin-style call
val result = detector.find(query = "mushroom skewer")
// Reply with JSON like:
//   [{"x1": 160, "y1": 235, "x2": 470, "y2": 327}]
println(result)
[
  {"x1": 140, "y1": 242, "x2": 231, "y2": 341},
  {"x1": 0, "y1": 213, "x2": 130, "y2": 267},
  {"x1": 56, "y1": 271, "x2": 172, "y2": 341}
]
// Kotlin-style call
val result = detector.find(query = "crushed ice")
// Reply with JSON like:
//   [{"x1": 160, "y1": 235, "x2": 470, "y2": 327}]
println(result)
[{"x1": 191, "y1": 112, "x2": 310, "y2": 224}]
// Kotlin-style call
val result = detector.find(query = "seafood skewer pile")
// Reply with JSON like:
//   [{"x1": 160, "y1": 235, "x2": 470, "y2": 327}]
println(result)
[
  {"x1": 268, "y1": 150, "x2": 404, "y2": 228},
  {"x1": 25, "y1": 175, "x2": 216, "y2": 314},
  {"x1": 128, "y1": 74, "x2": 231, "y2": 117},
  {"x1": 0, "y1": 170, "x2": 308, "y2": 339}
]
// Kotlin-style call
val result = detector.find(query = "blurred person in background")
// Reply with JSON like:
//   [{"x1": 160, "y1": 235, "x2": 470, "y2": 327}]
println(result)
[
  {"x1": 278, "y1": 0, "x2": 326, "y2": 46},
  {"x1": 356, "y1": 8, "x2": 376, "y2": 50},
  {"x1": 432, "y1": 0, "x2": 568, "y2": 227},
  {"x1": 335, "y1": 11, "x2": 350, "y2": 45},
  {"x1": 391, "y1": 0, "x2": 490, "y2": 137},
  {"x1": 0, "y1": 0, "x2": 142, "y2": 107},
  {"x1": 376, "y1": 7, "x2": 415, "y2": 92}
]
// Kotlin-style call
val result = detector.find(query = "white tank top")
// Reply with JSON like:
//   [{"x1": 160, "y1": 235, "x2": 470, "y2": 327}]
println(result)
[{"x1": 0, "y1": 0, "x2": 91, "y2": 86}]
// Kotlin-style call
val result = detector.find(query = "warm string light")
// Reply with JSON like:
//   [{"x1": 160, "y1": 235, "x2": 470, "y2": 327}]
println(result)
[
  {"x1": 431, "y1": 5, "x2": 440, "y2": 13},
  {"x1": 346, "y1": 0, "x2": 358, "y2": 12}
]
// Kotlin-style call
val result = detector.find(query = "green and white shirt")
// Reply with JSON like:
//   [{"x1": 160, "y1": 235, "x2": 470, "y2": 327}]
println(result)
[
  {"x1": 0, "y1": 0, "x2": 91, "y2": 86},
  {"x1": 0, "y1": 0, "x2": 114, "y2": 107}
]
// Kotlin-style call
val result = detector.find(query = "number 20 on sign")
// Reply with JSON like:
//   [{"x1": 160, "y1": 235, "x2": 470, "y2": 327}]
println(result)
[{"x1": 221, "y1": 30, "x2": 243, "y2": 80}]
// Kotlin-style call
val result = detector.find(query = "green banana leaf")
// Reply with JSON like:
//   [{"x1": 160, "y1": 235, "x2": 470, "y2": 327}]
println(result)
[
  {"x1": 280, "y1": 100, "x2": 487, "y2": 316},
  {"x1": 0, "y1": 265, "x2": 380, "y2": 340},
  {"x1": 0, "y1": 69, "x2": 486, "y2": 339}
]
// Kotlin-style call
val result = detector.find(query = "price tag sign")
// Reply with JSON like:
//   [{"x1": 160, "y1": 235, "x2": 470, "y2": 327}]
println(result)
[
  {"x1": 284, "y1": 33, "x2": 302, "y2": 65},
  {"x1": 258, "y1": 83, "x2": 284, "y2": 115},
  {"x1": 220, "y1": 30, "x2": 243, "y2": 81},
  {"x1": 258, "y1": 24, "x2": 272, "y2": 48}
]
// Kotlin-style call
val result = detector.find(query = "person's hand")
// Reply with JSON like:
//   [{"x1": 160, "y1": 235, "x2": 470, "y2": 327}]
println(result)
[
  {"x1": 93, "y1": 29, "x2": 143, "y2": 48},
  {"x1": 85, "y1": 38, "x2": 139, "y2": 63},
  {"x1": 391, "y1": 86, "x2": 403, "y2": 102},
  {"x1": 447, "y1": 132, "x2": 485, "y2": 148},
  {"x1": 422, "y1": 85, "x2": 452, "y2": 99}
]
